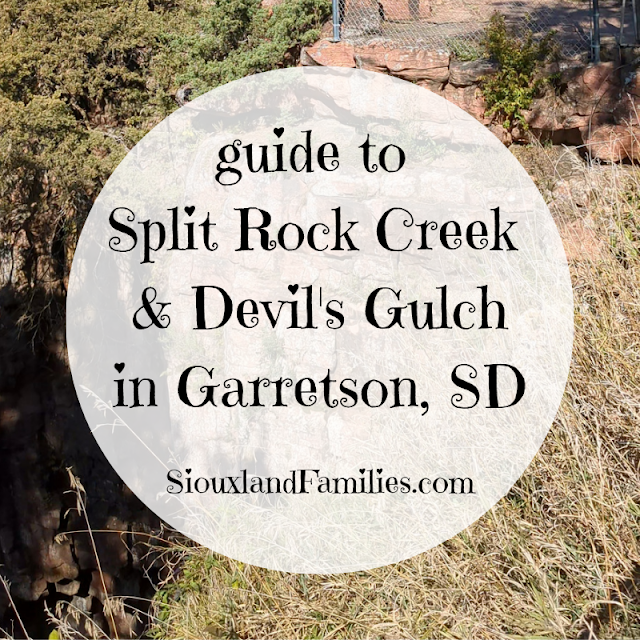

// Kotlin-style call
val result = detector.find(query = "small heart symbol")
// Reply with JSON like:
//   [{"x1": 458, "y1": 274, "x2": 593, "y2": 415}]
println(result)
[
  {"x1": 359, "y1": 469, "x2": 365, "y2": 474},
  {"x1": 114, "y1": 363, "x2": 125, "y2": 373},
  {"x1": 288, "y1": 284, "x2": 299, "y2": 295},
  {"x1": 377, "y1": 469, "x2": 383, "y2": 474},
  {"x1": 273, "y1": 127, "x2": 284, "y2": 138},
  {"x1": 185, "y1": 468, "x2": 192, "y2": 474},
  {"x1": 185, "y1": 206, "x2": 195, "y2": 216}
]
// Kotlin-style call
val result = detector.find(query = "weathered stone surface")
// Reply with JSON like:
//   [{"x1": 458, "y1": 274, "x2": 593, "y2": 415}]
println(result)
[
  {"x1": 488, "y1": 123, "x2": 512, "y2": 145},
  {"x1": 621, "y1": 45, "x2": 640, "y2": 65},
  {"x1": 300, "y1": 47, "x2": 320, "y2": 66},
  {"x1": 510, "y1": 124, "x2": 531, "y2": 143},
  {"x1": 449, "y1": 59, "x2": 498, "y2": 87},
  {"x1": 301, "y1": 41, "x2": 640, "y2": 160},
  {"x1": 301, "y1": 44, "x2": 634, "y2": 155},
  {"x1": 89, "y1": 570, "x2": 115, "y2": 602},
  {"x1": 71, "y1": 594, "x2": 93, "y2": 613},
  {"x1": 442, "y1": 84, "x2": 488, "y2": 123},
  {"x1": 416, "y1": 78, "x2": 447, "y2": 92},
  {"x1": 583, "y1": 63, "x2": 620, "y2": 92},
  {"x1": 43, "y1": 538, "x2": 78, "y2": 583},
  {"x1": 356, "y1": 46, "x2": 450, "y2": 83},
  {"x1": 563, "y1": 62, "x2": 621, "y2": 116},
  {"x1": 56, "y1": 579, "x2": 81, "y2": 596},
  {"x1": 58, "y1": 596, "x2": 104, "y2": 638},
  {"x1": 614, "y1": 93, "x2": 640, "y2": 126},
  {"x1": 563, "y1": 114, "x2": 592, "y2": 130},
  {"x1": 301, "y1": 40, "x2": 640, "y2": 159},
  {"x1": 302, "y1": 41, "x2": 356, "y2": 68},
  {"x1": 386, "y1": 49, "x2": 450, "y2": 83},
  {"x1": 625, "y1": 69, "x2": 640, "y2": 97},
  {"x1": 353, "y1": 45, "x2": 387, "y2": 73},
  {"x1": 0, "y1": 276, "x2": 162, "y2": 630},
  {"x1": 526, "y1": 94, "x2": 584, "y2": 131},
  {"x1": 585, "y1": 124, "x2": 640, "y2": 162}
]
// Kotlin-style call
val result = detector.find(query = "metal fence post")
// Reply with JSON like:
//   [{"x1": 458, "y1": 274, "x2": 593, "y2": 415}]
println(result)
[
  {"x1": 332, "y1": 0, "x2": 341, "y2": 42},
  {"x1": 592, "y1": 0, "x2": 601, "y2": 62}
]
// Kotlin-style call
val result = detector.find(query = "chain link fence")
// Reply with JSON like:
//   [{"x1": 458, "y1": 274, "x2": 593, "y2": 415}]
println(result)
[{"x1": 338, "y1": 0, "x2": 599, "y2": 58}]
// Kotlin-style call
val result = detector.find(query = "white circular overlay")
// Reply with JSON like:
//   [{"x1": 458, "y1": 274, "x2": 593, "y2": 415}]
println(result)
[{"x1": 67, "y1": 67, "x2": 573, "y2": 574}]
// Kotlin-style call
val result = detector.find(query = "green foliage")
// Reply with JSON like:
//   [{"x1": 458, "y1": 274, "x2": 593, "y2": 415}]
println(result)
[
  {"x1": 445, "y1": 37, "x2": 483, "y2": 62},
  {"x1": 181, "y1": 0, "x2": 329, "y2": 90},
  {"x1": 480, "y1": 13, "x2": 557, "y2": 129},
  {"x1": 0, "y1": 0, "x2": 329, "y2": 337}
]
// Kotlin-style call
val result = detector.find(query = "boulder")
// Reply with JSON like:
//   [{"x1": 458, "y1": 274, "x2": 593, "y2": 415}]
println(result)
[
  {"x1": 354, "y1": 45, "x2": 387, "y2": 73},
  {"x1": 449, "y1": 59, "x2": 498, "y2": 87},
  {"x1": 386, "y1": 49, "x2": 450, "y2": 83},
  {"x1": 624, "y1": 69, "x2": 640, "y2": 97},
  {"x1": 614, "y1": 93, "x2": 640, "y2": 126},
  {"x1": 510, "y1": 124, "x2": 531, "y2": 143},
  {"x1": 356, "y1": 46, "x2": 450, "y2": 83},
  {"x1": 585, "y1": 124, "x2": 640, "y2": 162},
  {"x1": 302, "y1": 41, "x2": 356, "y2": 68},
  {"x1": 89, "y1": 570, "x2": 115, "y2": 602},
  {"x1": 55, "y1": 580, "x2": 81, "y2": 596},
  {"x1": 300, "y1": 47, "x2": 320, "y2": 66},
  {"x1": 488, "y1": 123, "x2": 512, "y2": 145},
  {"x1": 300, "y1": 40, "x2": 640, "y2": 163},
  {"x1": 562, "y1": 62, "x2": 621, "y2": 116},
  {"x1": 442, "y1": 84, "x2": 488, "y2": 123},
  {"x1": 526, "y1": 94, "x2": 583, "y2": 131}
]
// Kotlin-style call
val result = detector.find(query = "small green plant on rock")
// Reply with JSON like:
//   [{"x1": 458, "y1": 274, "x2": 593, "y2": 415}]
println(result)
[
  {"x1": 445, "y1": 36, "x2": 483, "y2": 61},
  {"x1": 481, "y1": 13, "x2": 557, "y2": 129}
]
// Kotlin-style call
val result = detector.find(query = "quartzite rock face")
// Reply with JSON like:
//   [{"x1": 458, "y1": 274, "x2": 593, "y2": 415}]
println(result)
[
  {"x1": 562, "y1": 62, "x2": 622, "y2": 116},
  {"x1": 449, "y1": 59, "x2": 498, "y2": 87},
  {"x1": 355, "y1": 47, "x2": 450, "y2": 84},
  {"x1": 442, "y1": 84, "x2": 489, "y2": 123},
  {"x1": 584, "y1": 123, "x2": 640, "y2": 162},
  {"x1": 301, "y1": 41, "x2": 640, "y2": 162},
  {"x1": 379, "y1": 49, "x2": 450, "y2": 83},
  {"x1": 302, "y1": 41, "x2": 356, "y2": 67},
  {"x1": 303, "y1": 42, "x2": 450, "y2": 84},
  {"x1": 0, "y1": 279, "x2": 163, "y2": 634}
]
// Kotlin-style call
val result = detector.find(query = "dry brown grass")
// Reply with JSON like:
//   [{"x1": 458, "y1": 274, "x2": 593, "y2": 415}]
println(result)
[{"x1": 150, "y1": 145, "x2": 640, "y2": 640}]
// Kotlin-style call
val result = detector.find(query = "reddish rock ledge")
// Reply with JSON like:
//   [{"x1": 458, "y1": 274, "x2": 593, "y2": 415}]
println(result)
[{"x1": 301, "y1": 40, "x2": 640, "y2": 162}]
